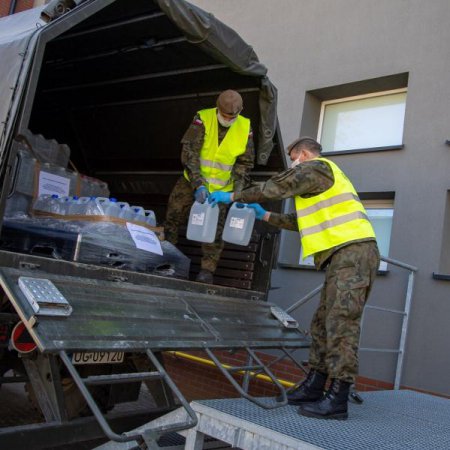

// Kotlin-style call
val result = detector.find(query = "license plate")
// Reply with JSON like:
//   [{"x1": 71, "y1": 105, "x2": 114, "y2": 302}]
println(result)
[{"x1": 72, "y1": 351, "x2": 124, "y2": 365}]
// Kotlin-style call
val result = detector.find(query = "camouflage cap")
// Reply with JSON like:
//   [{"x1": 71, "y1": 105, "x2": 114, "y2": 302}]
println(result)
[
  {"x1": 287, "y1": 137, "x2": 322, "y2": 155},
  {"x1": 217, "y1": 90, "x2": 243, "y2": 116}
]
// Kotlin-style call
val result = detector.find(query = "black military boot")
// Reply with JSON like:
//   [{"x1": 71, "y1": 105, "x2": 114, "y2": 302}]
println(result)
[
  {"x1": 286, "y1": 370, "x2": 328, "y2": 405},
  {"x1": 195, "y1": 269, "x2": 214, "y2": 284},
  {"x1": 298, "y1": 378, "x2": 350, "y2": 420}
]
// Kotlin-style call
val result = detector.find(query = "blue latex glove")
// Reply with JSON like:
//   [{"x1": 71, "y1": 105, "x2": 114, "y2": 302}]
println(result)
[
  {"x1": 208, "y1": 191, "x2": 232, "y2": 207},
  {"x1": 194, "y1": 186, "x2": 209, "y2": 204},
  {"x1": 246, "y1": 203, "x2": 267, "y2": 220}
]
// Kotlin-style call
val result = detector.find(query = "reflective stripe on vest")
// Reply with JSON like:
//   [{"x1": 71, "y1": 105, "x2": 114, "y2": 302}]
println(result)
[
  {"x1": 199, "y1": 158, "x2": 234, "y2": 172},
  {"x1": 295, "y1": 157, "x2": 376, "y2": 258},
  {"x1": 184, "y1": 108, "x2": 250, "y2": 192}
]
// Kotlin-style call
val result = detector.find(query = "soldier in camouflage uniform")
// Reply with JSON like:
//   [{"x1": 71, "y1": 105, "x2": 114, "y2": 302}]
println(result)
[
  {"x1": 164, "y1": 90, "x2": 254, "y2": 284},
  {"x1": 209, "y1": 137, "x2": 380, "y2": 420}
]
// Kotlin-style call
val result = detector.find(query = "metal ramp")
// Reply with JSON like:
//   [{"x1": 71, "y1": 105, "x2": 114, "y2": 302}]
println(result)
[
  {"x1": 0, "y1": 266, "x2": 310, "y2": 449},
  {"x1": 98, "y1": 390, "x2": 450, "y2": 449}
]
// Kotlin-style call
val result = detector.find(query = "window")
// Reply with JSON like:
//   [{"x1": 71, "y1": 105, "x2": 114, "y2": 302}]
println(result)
[
  {"x1": 318, "y1": 89, "x2": 407, "y2": 153},
  {"x1": 436, "y1": 191, "x2": 450, "y2": 276},
  {"x1": 363, "y1": 199, "x2": 394, "y2": 271},
  {"x1": 297, "y1": 200, "x2": 394, "y2": 270},
  {"x1": 278, "y1": 198, "x2": 394, "y2": 271}
]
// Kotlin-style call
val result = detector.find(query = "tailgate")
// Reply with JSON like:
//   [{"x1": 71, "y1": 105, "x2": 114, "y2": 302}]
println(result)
[{"x1": 0, "y1": 267, "x2": 309, "y2": 353}]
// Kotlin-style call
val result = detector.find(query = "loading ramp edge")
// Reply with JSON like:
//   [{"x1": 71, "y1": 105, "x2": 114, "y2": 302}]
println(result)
[
  {"x1": 0, "y1": 267, "x2": 310, "y2": 353},
  {"x1": 96, "y1": 390, "x2": 450, "y2": 450}
]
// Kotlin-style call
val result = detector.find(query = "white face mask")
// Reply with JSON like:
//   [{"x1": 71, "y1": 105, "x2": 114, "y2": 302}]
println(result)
[
  {"x1": 217, "y1": 111, "x2": 237, "y2": 128},
  {"x1": 290, "y1": 158, "x2": 301, "y2": 169}
]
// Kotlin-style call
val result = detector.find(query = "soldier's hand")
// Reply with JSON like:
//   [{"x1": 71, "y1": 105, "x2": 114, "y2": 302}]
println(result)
[
  {"x1": 194, "y1": 186, "x2": 209, "y2": 204},
  {"x1": 246, "y1": 203, "x2": 267, "y2": 220},
  {"x1": 208, "y1": 191, "x2": 232, "y2": 207}
]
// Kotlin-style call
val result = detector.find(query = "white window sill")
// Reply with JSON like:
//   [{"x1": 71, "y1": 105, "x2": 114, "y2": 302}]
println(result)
[
  {"x1": 432, "y1": 273, "x2": 450, "y2": 281},
  {"x1": 322, "y1": 144, "x2": 404, "y2": 156}
]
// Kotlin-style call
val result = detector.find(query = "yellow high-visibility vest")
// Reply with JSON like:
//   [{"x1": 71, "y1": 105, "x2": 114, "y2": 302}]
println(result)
[
  {"x1": 184, "y1": 108, "x2": 250, "y2": 192},
  {"x1": 295, "y1": 157, "x2": 376, "y2": 258}
]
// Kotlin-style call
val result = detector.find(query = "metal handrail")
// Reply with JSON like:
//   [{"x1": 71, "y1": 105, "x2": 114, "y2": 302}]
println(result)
[
  {"x1": 205, "y1": 347, "x2": 288, "y2": 409},
  {"x1": 284, "y1": 256, "x2": 418, "y2": 390},
  {"x1": 286, "y1": 284, "x2": 323, "y2": 314},
  {"x1": 59, "y1": 349, "x2": 198, "y2": 446},
  {"x1": 380, "y1": 255, "x2": 418, "y2": 273}
]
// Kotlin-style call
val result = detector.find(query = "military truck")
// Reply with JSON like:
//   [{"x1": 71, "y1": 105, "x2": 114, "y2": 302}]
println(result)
[{"x1": 0, "y1": 1, "x2": 308, "y2": 448}]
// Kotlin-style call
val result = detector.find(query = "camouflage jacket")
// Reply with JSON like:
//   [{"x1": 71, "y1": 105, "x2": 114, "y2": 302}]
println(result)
[
  {"x1": 181, "y1": 113, "x2": 255, "y2": 194},
  {"x1": 235, "y1": 159, "x2": 375, "y2": 269}
]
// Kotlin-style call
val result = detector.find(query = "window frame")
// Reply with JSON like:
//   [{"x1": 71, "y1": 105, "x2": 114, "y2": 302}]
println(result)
[
  {"x1": 279, "y1": 199, "x2": 395, "y2": 272},
  {"x1": 435, "y1": 190, "x2": 450, "y2": 278},
  {"x1": 363, "y1": 199, "x2": 395, "y2": 272},
  {"x1": 317, "y1": 88, "x2": 407, "y2": 154}
]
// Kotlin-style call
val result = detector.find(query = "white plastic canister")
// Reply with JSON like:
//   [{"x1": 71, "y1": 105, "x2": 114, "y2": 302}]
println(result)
[
  {"x1": 118, "y1": 202, "x2": 135, "y2": 220},
  {"x1": 130, "y1": 206, "x2": 145, "y2": 222},
  {"x1": 144, "y1": 209, "x2": 157, "y2": 227},
  {"x1": 186, "y1": 201, "x2": 219, "y2": 243},
  {"x1": 222, "y1": 203, "x2": 255, "y2": 246}
]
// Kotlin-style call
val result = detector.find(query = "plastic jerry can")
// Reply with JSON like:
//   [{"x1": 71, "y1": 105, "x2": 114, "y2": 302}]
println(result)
[
  {"x1": 33, "y1": 194, "x2": 57, "y2": 214},
  {"x1": 79, "y1": 175, "x2": 105, "y2": 197},
  {"x1": 65, "y1": 196, "x2": 79, "y2": 215},
  {"x1": 130, "y1": 205, "x2": 145, "y2": 222},
  {"x1": 55, "y1": 195, "x2": 71, "y2": 215},
  {"x1": 222, "y1": 203, "x2": 255, "y2": 246},
  {"x1": 15, "y1": 149, "x2": 37, "y2": 195},
  {"x1": 4, "y1": 193, "x2": 30, "y2": 217},
  {"x1": 47, "y1": 194, "x2": 62, "y2": 214},
  {"x1": 187, "y1": 201, "x2": 219, "y2": 243},
  {"x1": 80, "y1": 197, "x2": 102, "y2": 216},
  {"x1": 92, "y1": 197, "x2": 111, "y2": 215},
  {"x1": 144, "y1": 209, "x2": 157, "y2": 227},
  {"x1": 118, "y1": 202, "x2": 135, "y2": 220},
  {"x1": 103, "y1": 198, "x2": 121, "y2": 217},
  {"x1": 67, "y1": 196, "x2": 90, "y2": 215}
]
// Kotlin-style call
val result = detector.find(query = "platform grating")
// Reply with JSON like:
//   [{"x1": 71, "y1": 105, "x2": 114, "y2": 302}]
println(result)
[{"x1": 198, "y1": 390, "x2": 450, "y2": 449}]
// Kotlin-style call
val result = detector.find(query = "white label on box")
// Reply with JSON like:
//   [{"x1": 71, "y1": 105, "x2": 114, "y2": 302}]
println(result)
[
  {"x1": 191, "y1": 213, "x2": 205, "y2": 226},
  {"x1": 229, "y1": 217, "x2": 245, "y2": 229},
  {"x1": 126, "y1": 223, "x2": 163, "y2": 255},
  {"x1": 38, "y1": 171, "x2": 70, "y2": 197}
]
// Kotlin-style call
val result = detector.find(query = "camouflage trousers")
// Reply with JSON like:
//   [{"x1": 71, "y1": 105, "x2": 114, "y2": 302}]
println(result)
[
  {"x1": 308, "y1": 241, "x2": 380, "y2": 383},
  {"x1": 164, "y1": 176, "x2": 227, "y2": 273}
]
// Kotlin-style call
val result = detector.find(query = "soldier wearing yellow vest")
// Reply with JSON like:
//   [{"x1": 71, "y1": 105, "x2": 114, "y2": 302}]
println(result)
[
  {"x1": 209, "y1": 137, "x2": 380, "y2": 420},
  {"x1": 164, "y1": 90, "x2": 254, "y2": 283}
]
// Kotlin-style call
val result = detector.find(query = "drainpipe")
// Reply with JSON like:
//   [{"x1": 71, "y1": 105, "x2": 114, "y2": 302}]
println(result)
[{"x1": 9, "y1": 0, "x2": 18, "y2": 15}]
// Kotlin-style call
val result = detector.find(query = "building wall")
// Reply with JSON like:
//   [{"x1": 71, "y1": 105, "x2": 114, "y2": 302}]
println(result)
[
  {"x1": 3, "y1": 0, "x2": 449, "y2": 397},
  {"x1": 0, "y1": 0, "x2": 38, "y2": 18},
  {"x1": 189, "y1": 0, "x2": 450, "y2": 396}
]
